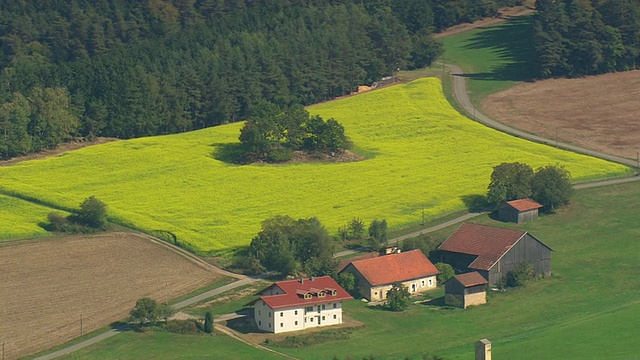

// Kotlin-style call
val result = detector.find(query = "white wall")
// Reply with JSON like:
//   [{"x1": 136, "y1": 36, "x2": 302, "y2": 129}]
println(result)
[{"x1": 254, "y1": 300, "x2": 345, "y2": 334}]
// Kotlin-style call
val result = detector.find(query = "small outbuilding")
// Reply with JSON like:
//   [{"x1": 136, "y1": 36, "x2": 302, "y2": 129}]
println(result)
[
  {"x1": 498, "y1": 198, "x2": 543, "y2": 223},
  {"x1": 445, "y1": 272, "x2": 488, "y2": 308}
]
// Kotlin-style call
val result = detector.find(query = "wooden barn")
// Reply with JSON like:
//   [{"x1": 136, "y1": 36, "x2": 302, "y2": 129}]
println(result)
[
  {"x1": 498, "y1": 198, "x2": 543, "y2": 223},
  {"x1": 437, "y1": 223, "x2": 552, "y2": 287},
  {"x1": 444, "y1": 272, "x2": 488, "y2": 308}
]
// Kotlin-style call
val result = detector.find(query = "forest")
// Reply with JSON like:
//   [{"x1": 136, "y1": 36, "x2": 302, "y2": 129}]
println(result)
[
  {"x1": 533, "y1": 0, "x2": 640, "y2": 78},
  {"x1": 0, "y1": 0, "x2": 520, "y2": 159}
]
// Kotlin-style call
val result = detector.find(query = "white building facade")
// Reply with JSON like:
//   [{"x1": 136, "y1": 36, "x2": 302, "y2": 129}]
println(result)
[{"x1": 252, "y1": 277, "x2": 353, "y2": 334}]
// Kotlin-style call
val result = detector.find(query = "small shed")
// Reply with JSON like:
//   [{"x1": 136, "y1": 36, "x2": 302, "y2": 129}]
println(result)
[
  {"x1": 498, "y1": 198, "x2": 543, "y2": 223},
  {"x1": 445, "y1": 272, "x2": 488, "y2": 308}
]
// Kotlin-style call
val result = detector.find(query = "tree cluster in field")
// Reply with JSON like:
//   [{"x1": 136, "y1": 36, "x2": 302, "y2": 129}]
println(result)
[
  {"x1": 247, "y1": 215, "x2": 337, "y2": 277},
  {"x1": 239, "y1": 102, "x2": 350, "y2": 163},
  {"x1": 533, "y1": 0, "x2": 640, "y2": 78},
  {"x1": 0, "y1": 0, "x2": 518, "y2": 159},
  {"x1": 45, "y1": 196, "x2": 108, "y2": 233},
  {"x1": 487, "y1": 162, "x2": 573, "y2": 211},
  {"x1": 338, "y1": 217, "x2": 388, "y2": 250},
  {"x1": 129, "y1": 297, "x2": 214, "y2": 334}
]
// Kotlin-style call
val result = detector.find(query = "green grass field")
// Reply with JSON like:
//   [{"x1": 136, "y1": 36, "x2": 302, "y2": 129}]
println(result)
[
  {"x1": 440, "y1": 16, "x2": 535, "y2": 106},
  {"x1": 0, "y1": 194, "x2": 66, "y2": 241},
  {"x1": 58, "y1": 181, "x2": 640, "y2": 359},
  {"x1": 0, "y1": 78, "x2": 630, "y2": 252}
]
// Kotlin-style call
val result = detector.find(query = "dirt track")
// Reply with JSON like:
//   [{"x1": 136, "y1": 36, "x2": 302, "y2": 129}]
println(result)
[{"x1": 0, "y1": 233, "x2": 221, "y2": 359}]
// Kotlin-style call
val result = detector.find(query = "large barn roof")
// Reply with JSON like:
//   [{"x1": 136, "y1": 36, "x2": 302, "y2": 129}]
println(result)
[
  {"x1": 438, "y1": 223, "x2": 549, "y2": 270},
  {"x1": 255, "y1": 276, "x2": 353, "y2": 310},
  {"x1": 506, "y1": 198, "x2": 543, "y2": 211},
  {"x1": 344, "y1": 249, "x2": 439, "y2": 286}
]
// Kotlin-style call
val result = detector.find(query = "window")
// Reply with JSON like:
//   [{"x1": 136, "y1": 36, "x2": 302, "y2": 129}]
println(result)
[
  {"x1": 331, "y1": 290, "x2": 337, "y2": 295},
  {"x1": 268, "y1": 312, "x2": 271, "y2": 318},
  {"x1": 333, "y1": 314, "x2": 337, "y2": 319},
  {"x1": 258, "y1": 321, "x2": 262, "y2": 326},
  {"x1": 421, "y1": 280, "x2": 426, "y2": 287},
  {"x1": 295, "y1": 321, "x2": 298, "y2": 325},
  {"x1": 304, "y1": 293, "x2": 312, "y2": 299},
  {"x1": 322, "y1": 304, "x2": 326, "y2": 310},
  {"x1": 294, "y1": 310, "x2": 298, "y2": 315},
  {"x1": 258, "y1": 310, "x2": 261, "y2": 316},
  {"x1": 428, "y1": 278, "x2": 433, "y2": 286},
  {"x1": 322, "y1": 316, "x2": 325, "y2": 320},
  {"x1": 305, "y1": 306, "x2": 313, "y2": 312},
  {"x1": 333, "y1": 303, "x2": 337, "y2": 309},
  {"x1": 280, "y1": 323, "x2": 283, "y2": 328},
  {"x1": 318, "y1": 291, "x2": 325, "y2": 297},
  {"x1": 280, "y1": 312, "x2": 283, "y2": 317},
  {"x1": 268, "y1": 323, "x2": 271, "y2": 328}
]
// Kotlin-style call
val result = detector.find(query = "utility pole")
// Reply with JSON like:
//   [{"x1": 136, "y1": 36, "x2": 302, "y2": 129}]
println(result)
[
  {"x1": 421, "y1": 206, "x2": 425, "y2": 226},
  {"x1": 80, "y1": 314, "x2": 83, "y2": 336},
  {"x1": 2, "y1": 341, "x2": 5, "y2": 360},
  {"x1": 637, "y1": 151, "x2": 639, "y2": 170},
  {"x1": 165, "y1": 283, "x2": 169, "y2": 305}
]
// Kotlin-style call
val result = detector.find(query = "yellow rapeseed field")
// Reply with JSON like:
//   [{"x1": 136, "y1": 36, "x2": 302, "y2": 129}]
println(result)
[
  {"x1": 0, "y1": 78, "x2": 631, "y2": 252},
  {"x1": 0, "y1": 194, "x2": 67, "y2": 240}
]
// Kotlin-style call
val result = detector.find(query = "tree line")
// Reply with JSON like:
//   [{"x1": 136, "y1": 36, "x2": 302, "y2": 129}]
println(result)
[
  {"x1": 0, "y1": 0, "x2": 517, "y2": 159},
  {"x1": 533, "y1": 0, "x2": 640, "y2": 78}
]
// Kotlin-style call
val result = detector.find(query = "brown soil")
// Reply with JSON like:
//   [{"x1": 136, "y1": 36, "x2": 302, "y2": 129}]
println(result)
[
  {"x1": 0, "y1": 137, "x2": 117, "y2": 166},
  {"x1": 483, "y1": 70, "x2": 640, "y2": 160},
  {"x1": 0, "y1": 233, "x2": 221, "y2": 359}
]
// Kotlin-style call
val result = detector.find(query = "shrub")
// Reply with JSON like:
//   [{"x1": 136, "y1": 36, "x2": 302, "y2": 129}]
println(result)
[
  {"x1": 435, "y1": 262, "x2": 455, "y2": 284},
  {"x1": 204, "y1": 311, "x2": 214, "y2": 334},
  {"x1": 506, "y1": 263, "x2": 535, "y2": 287},
  {"x1": 163, "y1": 319, "x2": 200, "y2": 334},
  {"x1": 386, "y1": 283, "x2": 411, "y2": 311}
]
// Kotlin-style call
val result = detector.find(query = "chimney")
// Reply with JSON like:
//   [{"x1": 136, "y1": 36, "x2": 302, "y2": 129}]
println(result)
[
  {"x1": 310, "y1": 276, "x2": 315, "y2": 282},
  {"x1": 300, "y1": 278, "x2": 304, "y2": 284}
]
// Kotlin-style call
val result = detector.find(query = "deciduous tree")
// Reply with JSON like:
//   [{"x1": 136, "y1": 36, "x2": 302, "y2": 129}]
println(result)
[
  {"x1": 386, "y1": 283, "x2": 411, "y2": 311},
  {"x1": 531, "y1": 164, "x2": 573, "y2": 211}
]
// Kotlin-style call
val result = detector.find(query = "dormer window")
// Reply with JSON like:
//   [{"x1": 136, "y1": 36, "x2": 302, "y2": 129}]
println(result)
[
  {"x1": 331, "y1": 289, "x2": 337, "y2": 296},
  {"x1": 304, "y1": 293, "x2": 312, "y2": 299},
  {"x1": 318, "y1": 291, "x2": 326, "y2": 298}
]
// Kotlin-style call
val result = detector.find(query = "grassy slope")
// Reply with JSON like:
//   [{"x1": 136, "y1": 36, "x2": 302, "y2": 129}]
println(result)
[
  {"x1": 0, "y1": 194, "x2": 67, "y2": 241},
  {"x1": 439, "y1": 16, "x2": 535, "y2": 106},
  {"x1": 277, "y1": 181, "x2": 640, "y2": 359},
  {"x1": 0, "y1": 78, "x2": 630, "y2": 252},
  {"x1": 60, "y1": 181, "x2": 640, "y2": 359},
  {"x1": 57, "y1": 331, "x2": 283, "y2": 360}
]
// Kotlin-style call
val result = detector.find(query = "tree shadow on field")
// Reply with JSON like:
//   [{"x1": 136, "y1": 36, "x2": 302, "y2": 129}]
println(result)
[
  {"x1": 211, "y1": 142, "x2": 245, "y2": 164},
  {"x1": 461, "y1": 16, "x2": 537, "y2": 83},
  {"x1": 460, "y1": 194, "x2": 490, "y2": 212}
]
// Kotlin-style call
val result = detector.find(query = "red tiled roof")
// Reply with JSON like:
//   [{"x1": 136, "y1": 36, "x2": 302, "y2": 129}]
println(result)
[
  {"x1": 346, "y1": 249, "x2": 439, "y2": 286},
  {"x1": 438, "y1": 223, "x2": 527, "y2": 270},
  {"x1": 258, "y1": 276, "x2": 353, "y2": 310},
  {"x1": 337, "y1": 252, "x2": 379, "y2": 272},
  {"x1": 506, "y1": 198, "x2": 543, "y2": 211},
  {"x1": 453, "y1": 272, "x2": 488, "y2": 287}
]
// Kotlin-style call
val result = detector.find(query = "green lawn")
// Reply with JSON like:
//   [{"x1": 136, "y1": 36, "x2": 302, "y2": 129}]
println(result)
[
  {"x1": 0, "y1": 194, "x2": 66, "y2": 241},
  {"x1": 57, "y1": 331, "x2": 283, "y2": 360},
  {"x1": 0, "y1": 78, "x2": 630, "y2": 253},
  {"x1": 440, "y1": 16, "x2": 535, "y2": 106},
  {"x1": 59, "y1": 181, "x2": 640, "y2": 359}
]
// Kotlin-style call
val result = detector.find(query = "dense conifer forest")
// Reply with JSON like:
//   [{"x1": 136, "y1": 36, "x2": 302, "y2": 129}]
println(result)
[
  {"x1": 533, "y1": 0, "x2": 640, "y2": 78},
  {"x1": 0, "y1": 0, "x2": 520, "y2": 158}
]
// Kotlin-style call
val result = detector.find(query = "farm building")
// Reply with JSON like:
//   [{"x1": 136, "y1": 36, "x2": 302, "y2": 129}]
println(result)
[
  {"x1": 499, "y1": 198, "x2": 543, "y2": 223},
  {"x1": 437, "y1": 223, "x2": 552, "y2": 287},
  {"x1": 444, "y1": 272, "x2": 488, "y2": 308},
  {"x1": 250, "y1": 276, "x2": 352, "y2": 334},
  {"x1": 339, "y1": 249, "x2": 439, "y2": 301}
]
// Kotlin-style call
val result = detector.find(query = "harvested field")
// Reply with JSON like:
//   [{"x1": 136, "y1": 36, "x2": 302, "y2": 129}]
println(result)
[
  {"x1": 483, "y1": 70, "x2": 640, "y2": 160},
  {"x1": 0, "y1": 233, "x2": 222, "y2": 359}
]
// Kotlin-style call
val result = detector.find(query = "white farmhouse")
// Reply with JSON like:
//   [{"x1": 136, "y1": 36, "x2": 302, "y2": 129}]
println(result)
[{"x1": 251, "y1": 276, "x2": 353, "y2": 334}]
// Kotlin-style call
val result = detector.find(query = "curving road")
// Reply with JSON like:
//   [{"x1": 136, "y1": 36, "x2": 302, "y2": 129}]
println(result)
[{"x1": 444, "y1": 63, "x2": 639, "y2": 169}]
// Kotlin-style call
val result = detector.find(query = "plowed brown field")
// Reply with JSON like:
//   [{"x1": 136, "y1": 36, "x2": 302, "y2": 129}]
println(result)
[
  {"x1": 0, "y1": 233, "x2": 221, "y2": 359},
  {"x1": 483, "y1": 70, "x2": 640, "y2": 160}
]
